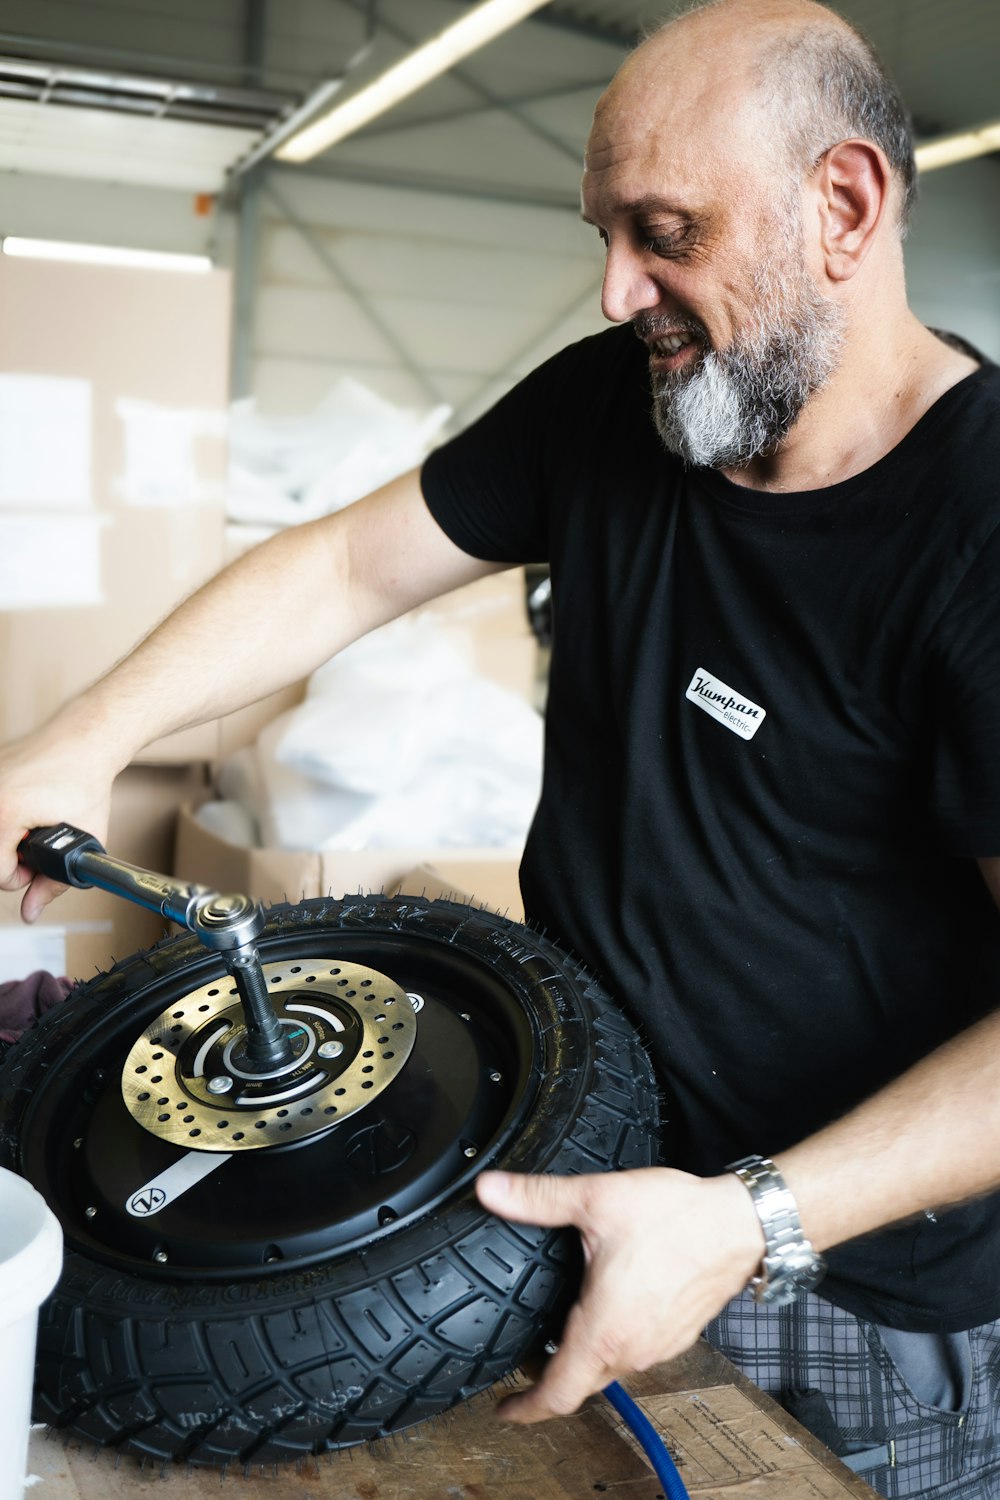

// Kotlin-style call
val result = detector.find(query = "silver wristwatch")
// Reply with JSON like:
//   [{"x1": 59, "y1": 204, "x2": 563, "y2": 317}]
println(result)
[{"x1": 727, "y1": 1155, "x2": 827, "y2": 1306}]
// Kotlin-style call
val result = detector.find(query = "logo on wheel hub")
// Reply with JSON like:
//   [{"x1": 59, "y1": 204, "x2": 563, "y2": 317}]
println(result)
[{"x1": 128, "y1": 1186, "x2": 167, "y2": 1216}]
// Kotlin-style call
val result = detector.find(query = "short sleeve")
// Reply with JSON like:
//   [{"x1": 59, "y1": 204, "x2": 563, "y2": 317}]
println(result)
[{"x1": 420, "y1": 327, "x2": 630, "y2": 565}]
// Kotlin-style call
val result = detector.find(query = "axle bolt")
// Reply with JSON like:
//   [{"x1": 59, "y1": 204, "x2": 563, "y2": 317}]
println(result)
[
  {"x1": 207, "y1": 1075, "x2": 233, "y2": 1095},
  {"x1": 153, "y1": 1249, "x2": 168, "y2": 1264},
  {"x1": 463, "y1": 1145, "x2": 478, "y2": 1159},
  {"x1": 489, "y1": 1071, "x2": 502, "y2": 1083},
  {"x1": 318, "y1": 1040, "x2": 344, "y2": 1060},
  {"x1": 85, "y1": 1205, "x2": 97, "y2": 1219}
]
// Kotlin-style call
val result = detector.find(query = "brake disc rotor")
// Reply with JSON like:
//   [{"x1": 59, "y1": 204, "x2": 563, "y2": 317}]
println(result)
[{"x1": 121, "y1": 958, "x2": 417, "y2": 1151}]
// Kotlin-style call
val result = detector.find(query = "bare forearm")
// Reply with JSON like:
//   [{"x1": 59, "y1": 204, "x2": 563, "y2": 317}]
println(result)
[
  {"x1": 44, "y1": 471, "x2": 495, "y2": 768},
  {"x1": 57, "y1": 517, "x2": 359, "y2": 767},
  {"x1": 778, "y1": 1003, "x2": 1000, "y2": 1253}
]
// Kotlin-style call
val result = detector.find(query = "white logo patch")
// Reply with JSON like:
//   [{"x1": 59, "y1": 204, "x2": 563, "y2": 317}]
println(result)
[
  {"x1": 686, "y1": 668, "x2": 766, "y2": 741},
  {"x1": 125, "y1": 1150, "x2": 232, "y2": 1218}
]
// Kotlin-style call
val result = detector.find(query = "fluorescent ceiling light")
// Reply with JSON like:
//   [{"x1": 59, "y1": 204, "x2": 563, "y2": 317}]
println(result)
[
  {"x1": 275, "y1": 0, "x2": 552, "y2": 163},
  {"x1": 915, "y1": 121, "x2": 1000, "y2": 172},
  {"x1": 1, "y1": 237, "x2": 212, "y2": 273}
]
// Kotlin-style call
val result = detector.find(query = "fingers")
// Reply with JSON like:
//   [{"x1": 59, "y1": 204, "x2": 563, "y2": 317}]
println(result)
[
  {"x1": 475, "y1": 1169, "x2": 590, "y2": 1228},
  {"x1": 20, "y1": 874, "x2": 68, "y2": 924},
  {"x1": 497, "y1": 1308, "x2": 625, "y2": 1423},
  {"x1": 0, "y1": 854, "x2": 32, "y2": 895},
  {"x1": 476, "y1": 1171, "x2": 622, "y2": 1423},
  {"x1": 477, "y1": 1168, "x2": 757, "y2": 1428}
]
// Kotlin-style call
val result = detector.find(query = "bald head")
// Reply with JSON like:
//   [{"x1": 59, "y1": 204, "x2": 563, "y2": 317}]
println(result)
[{"x1": 610, "y1": 0, "x2": 915, "y2": 234}]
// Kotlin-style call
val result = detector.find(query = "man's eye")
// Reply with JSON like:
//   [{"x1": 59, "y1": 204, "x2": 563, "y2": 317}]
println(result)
[{"x1": 642, "y1": 232, "x2": 689, "y2": 258}]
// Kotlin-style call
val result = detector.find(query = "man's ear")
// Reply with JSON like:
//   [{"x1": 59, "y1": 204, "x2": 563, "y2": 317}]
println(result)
[{"x1": 811, "y1": 139, "x2": 892, "y2": 282}]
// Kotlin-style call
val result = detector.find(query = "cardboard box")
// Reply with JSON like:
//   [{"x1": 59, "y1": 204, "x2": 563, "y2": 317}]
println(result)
[
  {"x1": 174, "y1": 804, "x2": 523, "y2": 921},
  {"x1": 389, "y1": 860, "x2": 524, "y2": 921},
  {"x1": 0, "y1": 256, "x2": 230, "y2": 763},
  {"x1": 0, "y1": 762, "x2": 211, "y2": 984},
  {"x1": 416, "y1": 567, "x2": 538, "y2": 701}
]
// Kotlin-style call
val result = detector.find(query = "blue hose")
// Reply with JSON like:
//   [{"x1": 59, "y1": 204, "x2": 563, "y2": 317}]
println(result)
[{"x1": 602, "y1": 1379, "x2": 691, "y2": 1500}]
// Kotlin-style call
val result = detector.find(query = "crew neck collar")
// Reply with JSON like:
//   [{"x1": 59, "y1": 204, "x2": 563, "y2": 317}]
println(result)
[{"x1": 688, "y1": 360, "x2": 996, "y2": 518}]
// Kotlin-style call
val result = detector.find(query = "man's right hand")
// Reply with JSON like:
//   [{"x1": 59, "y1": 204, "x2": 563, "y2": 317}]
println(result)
[{"x1": 0, "y1": 730, "x2": 115, "y2": 922}]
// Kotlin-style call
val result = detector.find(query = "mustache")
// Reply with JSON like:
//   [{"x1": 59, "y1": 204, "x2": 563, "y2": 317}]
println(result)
[{"x1": 633, "y1": 313, "x2": 708, "y2": 345}]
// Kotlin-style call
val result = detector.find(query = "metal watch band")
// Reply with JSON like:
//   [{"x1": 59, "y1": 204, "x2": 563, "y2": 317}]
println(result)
[{"x1": 727, "y1": 1154, "x2": 826, "y2": 1306}]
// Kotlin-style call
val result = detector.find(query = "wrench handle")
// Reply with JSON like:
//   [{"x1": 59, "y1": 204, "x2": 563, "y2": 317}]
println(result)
[{"x1": 18, "y1": 823, "x2": 106, "y2": 888}]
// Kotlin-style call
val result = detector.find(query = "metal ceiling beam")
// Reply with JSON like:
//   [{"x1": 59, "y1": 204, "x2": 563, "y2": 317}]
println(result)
[
  {"x1": 0, "y1": 27, "x2": 316, "y2": 91},
  {"x1": 243, "y1": 0, "x2": 268, "y2": 87},
  {"x1": 0, "y1": 54, "x2": 294, "y2": 121},
  {"x1": 358, "y1": 74, "x2": 609, "y2": 138},
  {"x1": 232, "y1": 0, "x2": 269, "y2": 399},
  {"x1": 275, "y1": 156, "x2": 582, "y2": 211}
]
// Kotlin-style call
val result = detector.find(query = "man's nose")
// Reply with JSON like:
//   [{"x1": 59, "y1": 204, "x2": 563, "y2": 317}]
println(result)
[{"x1": 600, "y1": 242, "x2": 664, "y2": 324}]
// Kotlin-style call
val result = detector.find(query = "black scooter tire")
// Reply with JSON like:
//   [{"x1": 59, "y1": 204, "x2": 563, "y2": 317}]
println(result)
[{"x1": 0, "y1": 894, "x2": 661, "y2": 1468}]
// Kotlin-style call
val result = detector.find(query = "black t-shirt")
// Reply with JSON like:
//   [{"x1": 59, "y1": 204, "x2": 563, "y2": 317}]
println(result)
[{"x1": 421, "y1": 322, "x2": 1000, "y2": 1332}]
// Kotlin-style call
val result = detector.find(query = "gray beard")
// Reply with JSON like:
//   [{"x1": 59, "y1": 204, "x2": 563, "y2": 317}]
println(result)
[{"x1": 648, "y1": 266, "x2": 846, "y2": 470}]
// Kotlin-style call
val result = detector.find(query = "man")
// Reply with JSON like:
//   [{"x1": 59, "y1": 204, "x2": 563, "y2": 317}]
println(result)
[{"x1": 3, "y1": 1, "x2": 1000, "y2": 1493}]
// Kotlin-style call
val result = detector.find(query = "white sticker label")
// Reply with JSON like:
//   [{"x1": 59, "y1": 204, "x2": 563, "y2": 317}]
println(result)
[
  {"x1": 126, "y1": 1150, "x2": 232, "y2": 1218},
  {"x1": 686, "y1": 668, "x2": 766, "y2": 741}
]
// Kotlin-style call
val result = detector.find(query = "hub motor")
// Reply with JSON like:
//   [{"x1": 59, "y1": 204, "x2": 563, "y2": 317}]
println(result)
[{"x1": 0, "y1": 824, "x2": 662, "y2": 1467}]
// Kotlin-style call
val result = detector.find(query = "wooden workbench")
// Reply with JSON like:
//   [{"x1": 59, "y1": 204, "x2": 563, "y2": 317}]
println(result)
[{"x1": 25, "y1": 1339, "x2": 878, "y2": 1499}]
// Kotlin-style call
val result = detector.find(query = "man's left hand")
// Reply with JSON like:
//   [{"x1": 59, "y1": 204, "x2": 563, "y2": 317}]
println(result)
[{"x1": 474, "y1": 1165, "x2": 764, "y2": 1422}]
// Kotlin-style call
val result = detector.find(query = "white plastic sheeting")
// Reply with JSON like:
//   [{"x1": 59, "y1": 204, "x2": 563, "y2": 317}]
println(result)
[{"x1": 204, "y1": 616, "x2": 542, "y2": 852}]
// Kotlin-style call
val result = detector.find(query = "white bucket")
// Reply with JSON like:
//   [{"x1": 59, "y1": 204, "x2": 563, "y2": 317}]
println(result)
[{"x1": 0, "y1": 1169, "x2": 63, "y2": 1500}]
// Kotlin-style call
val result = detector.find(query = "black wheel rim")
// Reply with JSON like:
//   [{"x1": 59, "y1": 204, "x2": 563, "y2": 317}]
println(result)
[{"x1": 19, "y1": 925, "x2": 542, "y2": 1279}]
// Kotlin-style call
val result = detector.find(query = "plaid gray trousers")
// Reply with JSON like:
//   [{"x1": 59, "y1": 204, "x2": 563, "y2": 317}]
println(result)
[{"x1": 705, "y1": 1290, "x2": 1000, "y2": 1498}]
